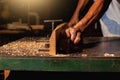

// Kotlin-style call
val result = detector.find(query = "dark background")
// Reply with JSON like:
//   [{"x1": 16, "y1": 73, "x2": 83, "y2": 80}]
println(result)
[{"x1": 0, "y1": 0, "x2": 78, "y2": 24}]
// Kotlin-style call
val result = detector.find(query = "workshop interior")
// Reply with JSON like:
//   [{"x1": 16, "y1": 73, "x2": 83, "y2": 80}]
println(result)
[
  {"x1": 0, "y1": 0, "x2": 104, "y2": 56},
  {"x1": 0, "y1": 0, "x2": 120, "y2": 80}
]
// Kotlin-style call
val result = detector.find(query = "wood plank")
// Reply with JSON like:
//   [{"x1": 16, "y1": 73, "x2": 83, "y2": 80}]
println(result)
[{"x1": 49, "y1": 23, "x2": 67, "y2": 55}]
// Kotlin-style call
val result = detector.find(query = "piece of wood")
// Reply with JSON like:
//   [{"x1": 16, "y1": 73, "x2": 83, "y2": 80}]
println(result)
[
  {"x1": 49, "y1": 23, "x2": 67, "y2": 56},
  {"x1": 0, "y1": 30, "x2": 25, "y2": 34},
  {"x1": 4, "y1": 70, "x2": 10, "y2": 80},
  {"x1": 31, "y1": 25, "x2": 44, "y2": 30}
]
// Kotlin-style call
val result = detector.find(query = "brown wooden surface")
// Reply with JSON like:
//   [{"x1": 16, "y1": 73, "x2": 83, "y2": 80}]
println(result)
[
  {"x1": 50, "y1": 23, "x2": 67, "y2": 55},
  {"x1": 0, "y1": 30, "x2": 25, "y2": 34},
  {"x1": 0, "y1": 25, "x2": 44, "y2": 34}
]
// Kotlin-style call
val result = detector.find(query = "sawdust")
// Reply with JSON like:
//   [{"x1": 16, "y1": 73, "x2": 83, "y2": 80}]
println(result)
[{"x1": 0, "y1": 37, "x2": 50, "y2": 56}]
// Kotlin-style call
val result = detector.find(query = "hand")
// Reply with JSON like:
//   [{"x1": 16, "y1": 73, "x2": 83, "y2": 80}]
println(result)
[{"x1": 65, "y1": 27, "x2": 81, "y2": 44}]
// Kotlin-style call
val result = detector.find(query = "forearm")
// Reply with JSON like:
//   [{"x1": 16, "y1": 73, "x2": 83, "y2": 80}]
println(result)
[
  {"x1": 74, "y1": 0, "x2": 112, "y2": 32},
  {"x1": 68, "y1": 0, "x2": 90, "y2": 27},
  {"x1": 73, "y1": 0, "x2": 89, "y2": 16}
]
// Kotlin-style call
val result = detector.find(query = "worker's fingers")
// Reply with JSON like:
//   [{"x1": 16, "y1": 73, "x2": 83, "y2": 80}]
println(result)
[
  {"x1": 65, "y1": 27, "x2": 81, "y2": 43},
  {"x1": 74, "y1": 32, "x2": 81, "y2": 44},
  {"x1": 65, "y1": 28, "x2": 70, "y2": 37},
  {"x1": 70, "y1": 28, "x2": 77, "y2": 41}
]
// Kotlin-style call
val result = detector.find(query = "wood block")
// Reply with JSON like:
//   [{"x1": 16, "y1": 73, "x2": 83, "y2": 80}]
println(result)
[{"x1": 49, "y1": 23, "x2": 67, "y2": 56}]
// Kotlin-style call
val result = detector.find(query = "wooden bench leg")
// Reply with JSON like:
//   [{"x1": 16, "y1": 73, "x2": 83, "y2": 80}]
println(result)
[{"x1": 4, "y1": 70, "x2": 10, "y2": 80}]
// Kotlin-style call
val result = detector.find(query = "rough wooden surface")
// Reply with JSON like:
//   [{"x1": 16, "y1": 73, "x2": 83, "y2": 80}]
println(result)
[
  {"x1": 49, "y1": 23, "x2": 67, "y2": 55},
  {"x1": 0, "y1": 36, "x2": 120, "y2": 57},
  {"x1": 0, "y1": 37, "x2": 50, "y2": 56}
]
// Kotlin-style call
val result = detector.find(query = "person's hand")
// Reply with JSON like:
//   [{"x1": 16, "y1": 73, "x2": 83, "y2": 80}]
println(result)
[{"x1": 65, "y1": 27, "x2": 82, "y2": 44}]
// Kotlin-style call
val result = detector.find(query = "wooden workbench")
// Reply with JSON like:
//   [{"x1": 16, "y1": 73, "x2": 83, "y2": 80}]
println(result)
[{"x1": 0, "y1": 37, "x2": 120, "y2": 72}]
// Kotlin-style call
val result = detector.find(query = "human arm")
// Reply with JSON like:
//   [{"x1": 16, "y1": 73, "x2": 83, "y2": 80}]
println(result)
[
  {"x1": 66, "y1": 0, "x2": 112, "y2": 44},
  {"x1": 68, "y1": 0, "x2": 90, "y2": 27}
]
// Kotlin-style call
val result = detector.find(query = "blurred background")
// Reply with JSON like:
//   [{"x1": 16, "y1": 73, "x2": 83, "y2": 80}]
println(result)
[
  {"x1": 0, "y1": 0, "x2": 77, "y2": 30},
  {"x1": 0, "y1": 0, "x2": 103, "y2": 48},
  {"x1": 0, "y1": 0, "x2": 79, "y2": 45}
]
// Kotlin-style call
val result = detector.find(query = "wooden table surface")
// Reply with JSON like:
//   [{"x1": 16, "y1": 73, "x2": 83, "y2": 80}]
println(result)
[{"x1": 0, "y1": 37, "x2": 120, "y2": 72}]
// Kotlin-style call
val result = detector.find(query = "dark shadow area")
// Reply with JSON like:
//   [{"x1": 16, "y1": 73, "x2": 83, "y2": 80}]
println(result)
[
  {"x1": 83, "y1": 37, "x2": 120, "y2": 49},
  {"x1": 6, "y1": 71, "x2": 120, "y2": 80},
  {"x1": 0, "y1": 34, "x2": 24, "y2": 46}
]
